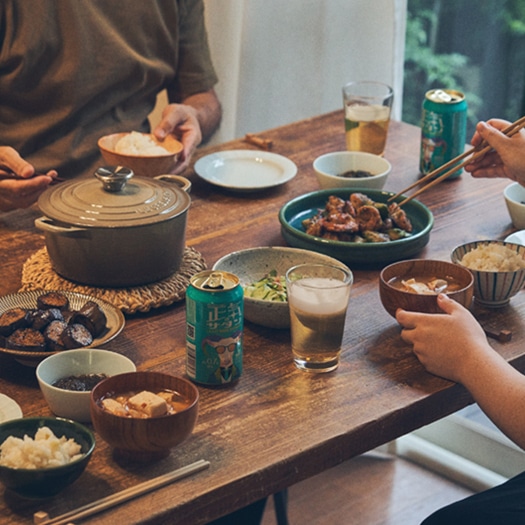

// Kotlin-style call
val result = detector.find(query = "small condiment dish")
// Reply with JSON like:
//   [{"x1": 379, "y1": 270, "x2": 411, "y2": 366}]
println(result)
[
  {"x1": 36, "y1": 348, "x2": 136, "y2": 423},
  {"x1": 98, "y1": 132, "x2": 183, "y2": 178},
  {"x1": 313, "y1": 151, "x2": 391, "y2": 190},
  {"x1": 504, "y1": 182, "x2": 525, "y2": 230},
  {"x1": 379, "y1": 259, "x2": 474, "y2": 318}
]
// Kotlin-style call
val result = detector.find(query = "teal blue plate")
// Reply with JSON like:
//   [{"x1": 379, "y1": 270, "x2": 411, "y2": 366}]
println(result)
[{"x1": 278, "y1": 188, "x2": 434, "y2": 268}]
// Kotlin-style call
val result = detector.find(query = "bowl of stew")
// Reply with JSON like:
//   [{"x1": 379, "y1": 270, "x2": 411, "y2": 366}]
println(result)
[
  {"x1": 379, "y1": 258, "x2": 474, "y2": 318},
  {"x1": 90, "y1": 371, "x2": 199, "y2": 461}
]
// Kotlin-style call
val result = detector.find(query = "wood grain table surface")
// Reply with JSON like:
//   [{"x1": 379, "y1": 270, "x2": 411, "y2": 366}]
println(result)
[{"x1": 1, "y1": 111, "x2": 523, "y2": 524}]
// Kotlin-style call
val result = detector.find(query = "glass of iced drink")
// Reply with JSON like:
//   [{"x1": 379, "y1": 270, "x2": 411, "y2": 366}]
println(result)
[
  {"x1": 285, "y1": 263, "x2": 353, "y2": 373},
  {"x1": 342, "y1": 81, "x2": 394, "y2": 156}
]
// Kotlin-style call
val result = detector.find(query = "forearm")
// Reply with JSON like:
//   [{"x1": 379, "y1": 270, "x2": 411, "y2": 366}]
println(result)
[
  {"x1": 181, "y1": 89, "x2": 222, "y2": 142},
  {"x1": 459, "y1": 348, "x2": 525, "y2": 450}
]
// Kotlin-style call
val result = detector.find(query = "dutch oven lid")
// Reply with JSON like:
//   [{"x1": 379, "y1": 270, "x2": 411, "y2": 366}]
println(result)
[{"x1": 38, "y1": 167, "x2": 191, "y2": 227}]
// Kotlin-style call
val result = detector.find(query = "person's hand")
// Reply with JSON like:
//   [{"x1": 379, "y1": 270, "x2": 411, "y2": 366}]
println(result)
[
  {"x1": 152, "y1": 103, "x2": 202, "y2": 174},
  {"x1": 395, "y1": 294, "x2": 490, "y2": 383},
  {"x1": 465, "y1": 119, "x2": 525, "y2": 185},
  {"x1": 0, "y1": 146, "x2": 58, "y2": 211}
]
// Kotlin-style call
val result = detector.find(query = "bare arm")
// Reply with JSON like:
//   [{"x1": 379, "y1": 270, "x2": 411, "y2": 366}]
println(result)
[{"x1": 396, "y1": 294, "x2": 525, "y2": 450}]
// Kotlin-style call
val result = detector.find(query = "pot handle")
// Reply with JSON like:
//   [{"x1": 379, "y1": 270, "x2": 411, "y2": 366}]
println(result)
[
  {"x1": 35, "y1": 217, "x2": 89, "y2": 237},
  {"x1": 154, "y1": 174, "x2": 192, "y2": 194}
]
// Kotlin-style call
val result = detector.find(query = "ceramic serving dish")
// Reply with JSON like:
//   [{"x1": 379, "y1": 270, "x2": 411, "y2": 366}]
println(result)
[{"x1": 278, "y1": 188, "x2": 433, "y2": 268}]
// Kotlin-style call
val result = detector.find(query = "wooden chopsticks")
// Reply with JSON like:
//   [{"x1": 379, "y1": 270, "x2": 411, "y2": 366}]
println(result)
[
  {"x1": 389, "y1": 115, "x2": 525, "y2": 207},
  {"x1": 33, "y1": 459, "x2": 210, "y2": 525}
]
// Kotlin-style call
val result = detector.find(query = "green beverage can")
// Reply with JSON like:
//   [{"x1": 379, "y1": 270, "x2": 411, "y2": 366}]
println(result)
[
  {"x1": 420, "y1": 89, "x2": 467, "y2": 178},
  {"x1": 185, "y1": 270, "x2": 243, "y2": 386}
]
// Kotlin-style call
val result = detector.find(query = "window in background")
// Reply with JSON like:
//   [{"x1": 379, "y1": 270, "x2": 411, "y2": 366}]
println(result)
[
  {"x1": 403, "y1": 0, "x2": 525, "y2": 139},
  {"x1": 398, "y1": 0, "x2": 525, "y2": 491}
]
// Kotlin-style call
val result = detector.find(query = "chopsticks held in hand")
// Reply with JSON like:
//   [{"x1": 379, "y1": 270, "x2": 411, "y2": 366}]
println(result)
[{"x1": 389, "y1": 115, "x2": 525, "y2": 207}]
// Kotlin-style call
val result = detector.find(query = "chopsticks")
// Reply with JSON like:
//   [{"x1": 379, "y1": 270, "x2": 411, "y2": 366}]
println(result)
[
  {"x1": 243, "y1": 133, "x2": 273, "y2": 150},
  {"x1": 388, "y1": 115, "x2": 525, "y2": 207},
  {"x1": 33, "y1": 459, "x2": 210, "y2": 525}
]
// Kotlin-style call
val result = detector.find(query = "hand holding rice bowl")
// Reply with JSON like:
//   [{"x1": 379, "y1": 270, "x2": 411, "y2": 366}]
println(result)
[
  {"x1": 98, "y1": 131, "x2": 183, "y2": 178},
  {"x1": 451, "y1": 241, "x2": 525, "y2": 307}
]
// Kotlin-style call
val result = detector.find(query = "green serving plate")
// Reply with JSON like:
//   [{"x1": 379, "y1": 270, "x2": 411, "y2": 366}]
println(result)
[{"x1": 278, "y1": 188, "x2": 434, "y2": 268}]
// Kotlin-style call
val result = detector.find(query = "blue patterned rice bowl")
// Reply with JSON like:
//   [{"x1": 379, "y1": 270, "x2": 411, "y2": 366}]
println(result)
[{"x1": 451, "y1": 241, "x2": 525, "y2": 307}]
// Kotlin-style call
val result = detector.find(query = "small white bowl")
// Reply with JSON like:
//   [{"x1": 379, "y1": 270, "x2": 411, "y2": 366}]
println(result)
[
  {"x1": 213, "y1": 247, "x2": 350, "y2": 329},
  {"x1": 313, "y1": 151, "x2": 391, "y2": 190},
  {"x1": 36, "y1": 348, "x2": 136, "y2": 423},
  {"x1": 504, "y1": 182, "x2": 525, "y2": 230}
]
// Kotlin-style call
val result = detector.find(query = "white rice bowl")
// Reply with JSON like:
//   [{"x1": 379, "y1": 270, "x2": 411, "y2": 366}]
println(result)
[
  {"x1": 115, "y1": 131, "x2": 169, "y2": 156},
  {"x1": 451, "y1": 241, "x2": 525, "y2": 307},
  {"x1": 0, "y1": 426, "x2": 82, "y2": 469},
  {"x1": 459, "y1": 242, "x2": 525, "y2": 272}
]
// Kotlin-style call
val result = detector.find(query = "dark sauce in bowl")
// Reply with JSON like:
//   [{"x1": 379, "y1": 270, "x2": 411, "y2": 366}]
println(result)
[{"x1": 53, "y1": 373, "x2": 108, "y2": 391}]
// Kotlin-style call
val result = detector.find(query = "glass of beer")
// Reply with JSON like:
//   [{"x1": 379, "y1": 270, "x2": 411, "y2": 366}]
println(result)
[
  {"x1": 342, "y1": 81, "x2": 394, "y2": 156},
  {"x1": 286, "y1": 263, "x2": 353, "y2": 373}
]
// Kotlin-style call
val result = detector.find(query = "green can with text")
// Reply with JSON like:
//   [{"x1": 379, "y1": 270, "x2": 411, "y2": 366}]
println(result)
[
  {"x1": 420, "y1": 89, "x2": 467, "y2": 178},
  {"x1": 186, "y1": 270, "x2": 243, "y2": 386}
]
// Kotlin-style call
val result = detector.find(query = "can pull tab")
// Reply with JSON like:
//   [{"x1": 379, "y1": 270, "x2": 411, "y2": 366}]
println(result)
[
  {"x1": 432, "y1": 90, "x2": 454, "y2": 103},
  {"x1": 202, "y1": 272, "x2": 225, "y2": 290}
]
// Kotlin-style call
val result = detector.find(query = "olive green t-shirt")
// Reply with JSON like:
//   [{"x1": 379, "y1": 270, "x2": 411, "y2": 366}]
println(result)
[{"x1": 0, "y1": 0, "x2": 218, "y2": 178}]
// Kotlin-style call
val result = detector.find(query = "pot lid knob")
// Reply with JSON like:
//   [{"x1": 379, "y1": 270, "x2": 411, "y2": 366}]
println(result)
[{"x1": 95, "y1": 166, "x2": 134, "y2": 192}]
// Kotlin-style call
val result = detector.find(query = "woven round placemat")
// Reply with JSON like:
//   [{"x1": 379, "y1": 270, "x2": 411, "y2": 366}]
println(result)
[{"x1": 20, "y1": 247, "x2": 207, "y2": 314}]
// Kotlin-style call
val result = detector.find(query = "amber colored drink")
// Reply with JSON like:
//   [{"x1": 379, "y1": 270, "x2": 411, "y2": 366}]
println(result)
[
  {"x1": 287, "y1": 274, "x2": 352, "y2": 373},
  {"x1": 344, "y1": 103, "x2": 391, "y2": 156}
]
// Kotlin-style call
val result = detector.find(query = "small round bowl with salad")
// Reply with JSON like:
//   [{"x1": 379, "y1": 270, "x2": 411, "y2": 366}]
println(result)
[{"x1": 212, "y1": 246, "x2": 350, "y2": 329}]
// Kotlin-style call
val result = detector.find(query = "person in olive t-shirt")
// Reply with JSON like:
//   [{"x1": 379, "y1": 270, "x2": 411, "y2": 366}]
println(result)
[{"x1": 0, "y1": 0, "x2": 221, "y2": 211}]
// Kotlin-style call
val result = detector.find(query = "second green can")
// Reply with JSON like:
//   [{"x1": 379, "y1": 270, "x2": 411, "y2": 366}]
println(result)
[
  {"x1": 420, "y1": 89, "x2": 467, "y2": 178},
  {"x1": 185, "y1": 270, "x2": 243, "y2": 386}
]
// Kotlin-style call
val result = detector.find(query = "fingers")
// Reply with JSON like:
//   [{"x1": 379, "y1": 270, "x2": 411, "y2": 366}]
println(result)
[
  {"x1": 0, "y1": 146, "x2": 35, "y2": 178},
  {"x1": 0, "y1": 175, "x2": 54, "y2": 211}
]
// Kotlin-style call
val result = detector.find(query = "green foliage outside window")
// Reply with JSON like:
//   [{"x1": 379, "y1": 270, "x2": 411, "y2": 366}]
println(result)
[{"x1": 403, "y1": 0, "x2": 525, "y2": 138}]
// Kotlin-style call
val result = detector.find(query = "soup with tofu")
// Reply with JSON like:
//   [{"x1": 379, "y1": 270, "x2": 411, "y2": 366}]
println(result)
[
  {"x1": 388, "y1": 275, "x2": 464, "y2": 295},
  {"x1": 99, "y1": 389, "x2": 191, "y2": 418}
]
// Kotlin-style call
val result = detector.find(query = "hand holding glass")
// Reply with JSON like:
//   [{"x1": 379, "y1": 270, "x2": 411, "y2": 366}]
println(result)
[{"x1": 286, "y1": 264, "x2": 353, "y2": 373}]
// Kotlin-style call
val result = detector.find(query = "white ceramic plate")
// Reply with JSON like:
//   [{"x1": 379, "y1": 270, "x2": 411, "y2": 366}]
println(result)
[
  {"x1": 0, "y1": 394, "x2": 22, "y2": 422},
  {"x1": 194, "y1": 150, "x2": 297, "y2": 192},
  {"x1": 505, "y1": 230, "x2": 525, "y2": 246},
  {"x1": 0, "y1": 290, "x2": 125, "y2": 366}
]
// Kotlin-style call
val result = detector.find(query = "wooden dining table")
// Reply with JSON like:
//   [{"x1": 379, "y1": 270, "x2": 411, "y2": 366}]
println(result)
[{"x1": 1, "y1": 111, "x2": 524, "y2": 525}]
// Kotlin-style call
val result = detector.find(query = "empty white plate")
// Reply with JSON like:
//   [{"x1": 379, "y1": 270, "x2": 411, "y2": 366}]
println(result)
[{"x1": 194, "y1": 150, "x2": 297, "y2": 192}]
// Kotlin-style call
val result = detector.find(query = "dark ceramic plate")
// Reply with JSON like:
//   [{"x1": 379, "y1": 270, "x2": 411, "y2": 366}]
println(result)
[{"x1": 278, "y1": 188, "x2": 434, "y2": 268}]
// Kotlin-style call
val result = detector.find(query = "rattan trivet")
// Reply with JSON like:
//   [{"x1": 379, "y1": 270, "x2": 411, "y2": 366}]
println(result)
[{"x1": 19, "y1": 247, "x2": 207, "y2": 314}]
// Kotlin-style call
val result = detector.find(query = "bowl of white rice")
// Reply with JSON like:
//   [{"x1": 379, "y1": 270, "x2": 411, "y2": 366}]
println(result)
[
  {"x1": 451, "y1": 241, "x2": 525, "y2": 307},
  {"x1": 0, "y1": 417, "x2": 95, "y2": 498},
  {"x1": 98, "y1": 131, "x2": 183, "y2": 178}
]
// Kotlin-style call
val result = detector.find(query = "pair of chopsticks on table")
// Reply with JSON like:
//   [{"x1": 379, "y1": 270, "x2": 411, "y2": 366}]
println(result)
[
  {"x1": 33, "y1": 459, "x2": 209, "y2": 525},
  {"x1": 389, "y1": 115, "x2": 525, "y2": 207}
]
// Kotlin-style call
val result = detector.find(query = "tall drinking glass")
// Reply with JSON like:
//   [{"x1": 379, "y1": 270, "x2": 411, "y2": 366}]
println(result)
[
  {"x1": 285, "y1": 263, "x2": 353, "y2": 373},
  {"x1": 342, "y1": 81, "x2": 394, "y2": 156}
]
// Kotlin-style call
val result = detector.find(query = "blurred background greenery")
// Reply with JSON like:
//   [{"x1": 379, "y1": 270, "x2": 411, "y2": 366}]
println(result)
[{"x1": 403, "y1": 0, "x2": 525, "y2": 138}]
